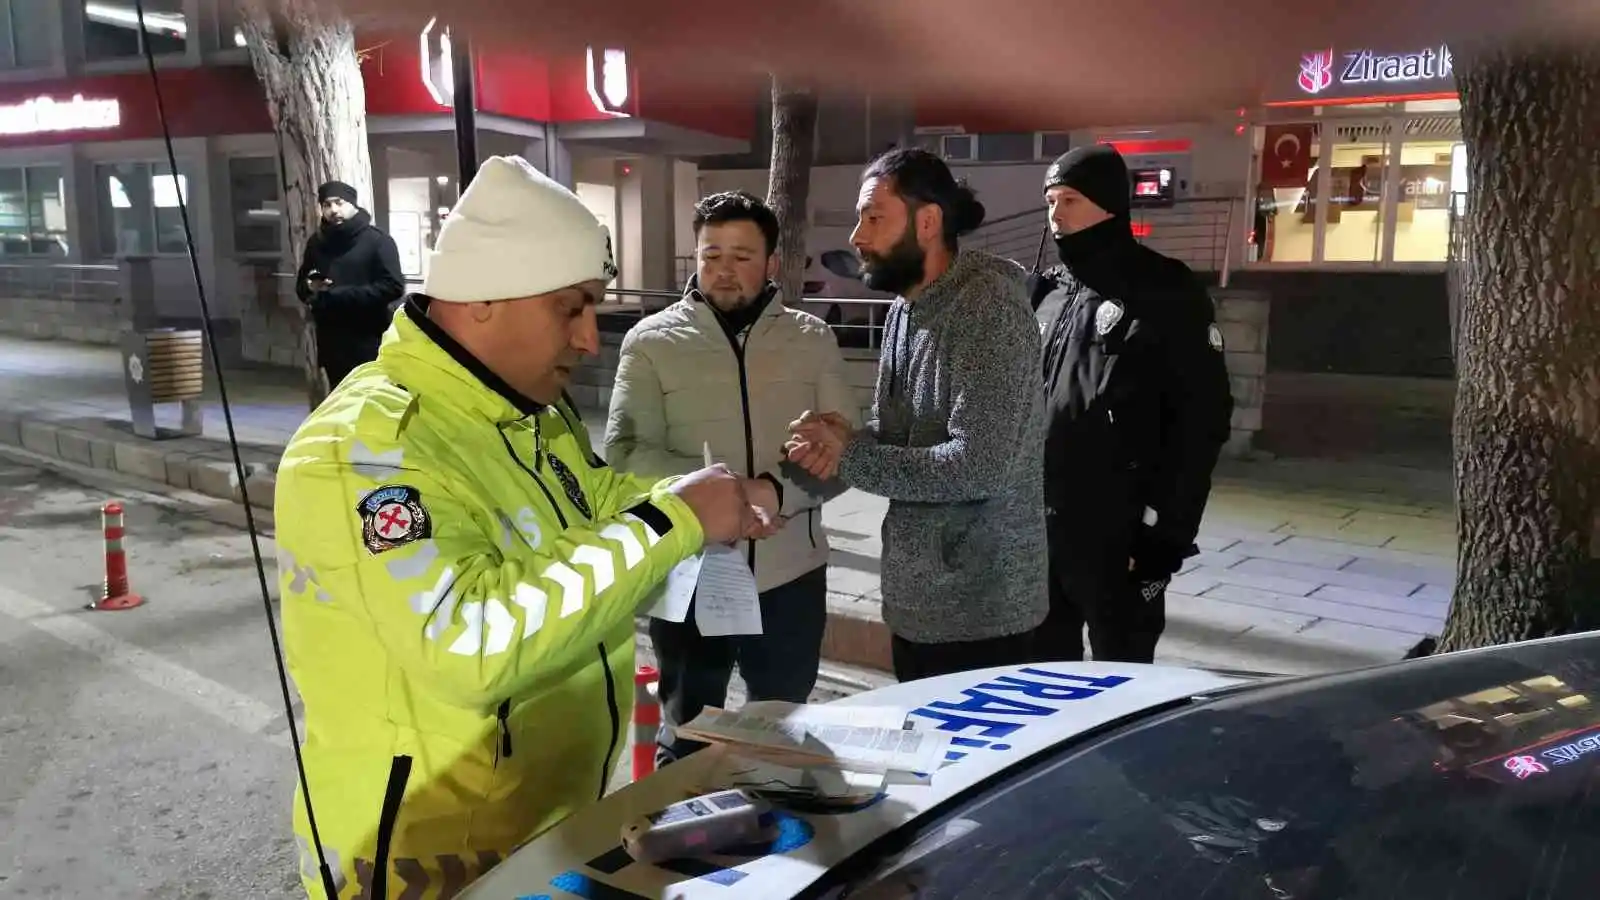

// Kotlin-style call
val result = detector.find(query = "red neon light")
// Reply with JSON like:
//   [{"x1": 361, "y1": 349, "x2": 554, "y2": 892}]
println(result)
[
  {"x1": 1264, "y1": 90, "x2": 1458, "y2": 109},
  {"x1": 1131, "y1": 222, "x2": 1152, "y2": 238},
  {"x1": 1097, "y1": 138, "x2": 1192, "y2": 156}
]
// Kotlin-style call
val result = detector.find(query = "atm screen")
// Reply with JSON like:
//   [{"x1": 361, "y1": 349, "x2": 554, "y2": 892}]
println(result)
[{"x1": 1130, "y1": 167, "x2": 1176, "y2": 208}]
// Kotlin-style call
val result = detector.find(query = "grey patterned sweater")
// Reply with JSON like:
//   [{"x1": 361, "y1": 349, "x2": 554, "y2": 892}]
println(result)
[{"x1": 838, "y1": 249, "x2": 1048, "y2": 644}]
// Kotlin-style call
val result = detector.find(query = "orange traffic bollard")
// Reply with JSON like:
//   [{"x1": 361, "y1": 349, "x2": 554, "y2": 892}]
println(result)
[
  {"x1": 90, "y1": 501, "x2": 144, "y2": 611},
  {"x1": 633, "y1": 666, "x2": 660, "y2": 781}
]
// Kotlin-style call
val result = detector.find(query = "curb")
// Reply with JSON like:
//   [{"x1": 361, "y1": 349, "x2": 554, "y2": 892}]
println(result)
[
  {"x1": 1, "y1": 410, "x2": 1397, "y2": 679},
  {"x1": 819, "y1": 589, "x2": 1405, "y2": 677},
  {"x1": 0, "y1": 411, "x2": 277, "y2": 510}
]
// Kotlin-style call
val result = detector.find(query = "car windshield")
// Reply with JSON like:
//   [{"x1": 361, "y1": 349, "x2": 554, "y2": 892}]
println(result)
[{"x1": 810, "y1": 636, "x2": 1600, "y2": 899}]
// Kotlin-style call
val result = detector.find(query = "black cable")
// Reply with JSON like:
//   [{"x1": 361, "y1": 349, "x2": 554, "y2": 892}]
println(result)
[{"x1": 132, "y1": 4, "x2": 339, "y2": 898}]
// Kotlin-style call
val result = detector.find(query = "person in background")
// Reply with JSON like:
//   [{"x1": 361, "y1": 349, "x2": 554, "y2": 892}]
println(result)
[
  {"x1": 787, "y1": 148, "x2": 1047, "y2": 683},
  {"x1": 605, "y1": 190, "x2": 857, "y2": 766},
  {"x1": 295, "y1": 180, "x2": 406, "y2": 389},
  {"x1": 1028, "y1": 144, "x2": 1233, "y2": 664},
  {"x1": 274, "y1": 156, "x2": 777, "y2": 899}
]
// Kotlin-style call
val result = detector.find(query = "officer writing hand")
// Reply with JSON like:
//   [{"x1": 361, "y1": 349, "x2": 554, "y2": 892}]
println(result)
[{"x1": 669, "y1": 464, "x2": 756, "y2": 546}]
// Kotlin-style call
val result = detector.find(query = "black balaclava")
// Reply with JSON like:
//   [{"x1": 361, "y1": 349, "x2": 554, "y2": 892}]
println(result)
[{"x1": 1044, "y1": 145, "x2": 1136, "y2": 292}]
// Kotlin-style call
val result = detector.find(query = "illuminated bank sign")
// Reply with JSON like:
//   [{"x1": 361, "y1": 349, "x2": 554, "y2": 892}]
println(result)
[
  {"x1": 1298, "y1": 44, "x2": 1454, "y2": 96},
  {"x1": 419, "y1": 17, "x2": 454, "y2": 107},
  {"x1": 585, "y1": 47, "x2": 631, "y2": 117},
  {"x1": 0, "y1": 94, "x2": 120, "y2": 136}
]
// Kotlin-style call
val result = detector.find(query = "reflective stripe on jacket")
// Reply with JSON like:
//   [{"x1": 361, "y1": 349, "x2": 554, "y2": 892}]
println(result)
[{"x1": 276, "y1": 303, "x2": 702, "y2": 898}]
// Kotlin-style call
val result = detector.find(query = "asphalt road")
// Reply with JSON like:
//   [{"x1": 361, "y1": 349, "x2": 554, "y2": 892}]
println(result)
[
  {"x1": 0, "y1": 452, "x2": 886, "y2": 898},
  {"x1": 0, "y1": 455, "x2": 301, "y2": 898}
]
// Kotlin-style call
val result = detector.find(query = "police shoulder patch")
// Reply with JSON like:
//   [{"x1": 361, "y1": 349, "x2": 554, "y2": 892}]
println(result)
[
  {"x1": 1095, "y1": 300, "x2": 1125, "y2": 336},
  {"x1": 356, "y1": 484, "x2": 432, "y2": 555},
  {"x1": 1207, "y1": 323, "x2": 1225, "y2": 351}
]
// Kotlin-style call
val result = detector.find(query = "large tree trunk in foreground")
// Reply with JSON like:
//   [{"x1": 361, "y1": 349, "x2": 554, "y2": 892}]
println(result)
[
  {"x1": 765, "y1": 77, "x2": 818, "y2": 307},
  {"x1": 238, "y1": 0, "x2": 373, "y2": 410},
  {"x1": 1438, "y1": 43, "x2": 1600, "y2": 652}
]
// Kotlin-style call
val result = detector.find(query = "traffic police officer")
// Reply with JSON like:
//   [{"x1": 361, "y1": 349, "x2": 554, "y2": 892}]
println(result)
[
  {"x1": 1029, "y1": 144, "x2": 1233, "y2": 664},
  {"x1": 274, "y1": 155, "x2": 775, "y2": 899}
]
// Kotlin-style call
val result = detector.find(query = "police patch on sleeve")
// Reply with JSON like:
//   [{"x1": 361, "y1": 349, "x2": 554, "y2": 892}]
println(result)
[
  {"x1": 356, "y1": 485, "x2": 432, "y2": 555},
  {"x1": 1208, "y1": 323, "x2": 1225, "y2": 351},
  {"x1": 1095, "y1": 300, "x2": 1124, "y2": 336}
]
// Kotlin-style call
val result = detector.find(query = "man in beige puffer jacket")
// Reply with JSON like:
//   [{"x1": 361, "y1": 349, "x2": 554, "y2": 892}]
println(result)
[{"x1": 605, "y1": 190, "x2": 859, "y2": 765}]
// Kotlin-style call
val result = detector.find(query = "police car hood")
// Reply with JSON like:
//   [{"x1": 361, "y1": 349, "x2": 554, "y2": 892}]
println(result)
[{"x1": 464, "y1": 661, "x2": 1247, "y2": 899}]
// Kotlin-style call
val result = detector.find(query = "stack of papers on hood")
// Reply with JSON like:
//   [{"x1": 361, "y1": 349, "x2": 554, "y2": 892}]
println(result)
[
  {"x1": 700, "y1": 747, "x2": 890, "y2": 806},
  {"x1": 679, "y1": 701, "x2": 952, "y2": 777}
]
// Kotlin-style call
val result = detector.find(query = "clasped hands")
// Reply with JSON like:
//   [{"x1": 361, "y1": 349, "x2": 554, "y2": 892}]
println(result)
[
  {"x1": 669, "y1": 465, "x2": 782, "y2": 547},
  {"x1": 785, "y1": 410, "x2": 852, "y2": 480}
]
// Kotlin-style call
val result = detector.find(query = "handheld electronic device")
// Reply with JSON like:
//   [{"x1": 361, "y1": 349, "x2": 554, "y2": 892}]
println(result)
[{"x1": 621, "y1": 789, "x2": 772, "y2": 864}]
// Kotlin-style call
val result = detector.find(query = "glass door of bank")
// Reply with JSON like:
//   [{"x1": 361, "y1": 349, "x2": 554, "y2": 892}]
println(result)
[{"x1": 1252, "y1": 109, "x2": 1464, "y2": 267}]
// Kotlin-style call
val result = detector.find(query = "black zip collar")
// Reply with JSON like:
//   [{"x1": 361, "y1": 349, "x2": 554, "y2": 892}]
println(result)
[{"x1": 405, "y1": 295, "x2": 547, "y2": 417}]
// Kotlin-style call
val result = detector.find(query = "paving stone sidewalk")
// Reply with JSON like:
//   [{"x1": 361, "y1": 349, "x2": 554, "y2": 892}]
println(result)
[{"x1": 0, "y1": 334, "x2": 1459, "y2": 675}]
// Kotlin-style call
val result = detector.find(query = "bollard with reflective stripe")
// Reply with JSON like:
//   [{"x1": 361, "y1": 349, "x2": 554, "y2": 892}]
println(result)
[
  {"x1": 90, "y1": 500, "x2": 144, "y2": 611},
  {"x1": 632, "y1": 666, "x2": 660, "y2": 781}
]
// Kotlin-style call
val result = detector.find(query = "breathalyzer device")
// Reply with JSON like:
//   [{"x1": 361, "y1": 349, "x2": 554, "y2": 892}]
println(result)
[{"x1": 622, "y1": 789, "x2": 772, "y2": 864}]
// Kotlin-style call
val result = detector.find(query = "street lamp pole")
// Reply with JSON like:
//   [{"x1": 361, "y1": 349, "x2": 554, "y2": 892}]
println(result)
[{"x1": 451, "y1": 28, "x2": 479, "y2": 187}]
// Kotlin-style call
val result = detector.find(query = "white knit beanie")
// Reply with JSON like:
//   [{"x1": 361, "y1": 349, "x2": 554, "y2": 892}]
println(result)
[{"x1": 422, "y1": 155, "x2": 619, "y2": 303}]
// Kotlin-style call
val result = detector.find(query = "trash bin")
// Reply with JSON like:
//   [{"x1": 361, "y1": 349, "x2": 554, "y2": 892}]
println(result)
[{"x1": 120, "y1": 328, "x2": 205, "y2": 439}]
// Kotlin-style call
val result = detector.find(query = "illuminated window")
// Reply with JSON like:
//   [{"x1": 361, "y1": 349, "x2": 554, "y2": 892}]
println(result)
[
  {"x1": 1392, "y1": 136, "x2": 1464, "y2": 262},
  {"x1": 1250, "y1": 113, "x2": 1463, "y2": 267},
  {"x1": 82, "y1": 0, "x2": 186, "y2": 61},
  {"x1": 0, "y1": 165, "x2": 67, "y2": 256},
  {"x1": 0, "y1": 0, "x2": 54, "y2": 68},
  {"x1": 94, "y1": 160, "x2": 191, "y2": 256},
  {"x1": 1321, "y1": 122, "x2": 1390, "y2": 263},
  {"x1": 1251, "y1": 123, "x2": 1318, "y2": 263}
]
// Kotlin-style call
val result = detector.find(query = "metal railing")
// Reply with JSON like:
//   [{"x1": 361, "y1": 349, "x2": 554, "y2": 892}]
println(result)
[
  {"x1": 0, "y1": 262, "x2": 121, "y2": 302},
  {"x1": 244, "y1": 195, "x2": 1234, "y2": 353},
  {"x1": 1446, "y1": 190, "x2": 1468, "y2": 363},
  {"x1": 1132, "y1": 198, "x2": 1237, "y2": 276},
  {"x1": 967, "y1": 209, "x2": 1050, "y2": 267}
]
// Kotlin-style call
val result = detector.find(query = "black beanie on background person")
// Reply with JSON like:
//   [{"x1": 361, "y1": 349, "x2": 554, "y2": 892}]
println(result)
[
  {"x1": 1043, "y1": 145, "x2": 1132, "y2": 220},
  {"x1": 1046, "y1": 145, "x2": 1137, "y2": 293},
  {"x1": 317, "y1": 180, "x2": 359, "y2": 205}
]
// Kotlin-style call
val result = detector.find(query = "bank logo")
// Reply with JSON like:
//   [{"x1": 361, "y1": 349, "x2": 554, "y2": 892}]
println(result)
[{"x1": 1299, "y1": 48, "x2": 1335, "y2": 94}]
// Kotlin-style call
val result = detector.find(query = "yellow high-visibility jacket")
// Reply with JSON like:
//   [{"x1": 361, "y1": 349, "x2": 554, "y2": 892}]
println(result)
[{"x1": 275, "y1": 303, "x2": 703, "y2": 898}]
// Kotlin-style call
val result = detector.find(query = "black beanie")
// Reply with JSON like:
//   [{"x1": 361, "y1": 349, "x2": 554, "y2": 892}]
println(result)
[
  {"x1": 317, "y1": 180, "x2": 359, "y2": 205},
  {"x1": 1043, "y1": 145, "x2": 1130, "y2": 220}
]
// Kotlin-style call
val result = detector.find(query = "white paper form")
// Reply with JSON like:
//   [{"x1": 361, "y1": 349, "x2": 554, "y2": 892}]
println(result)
[
  {"x1": 693, "y1": 543, "x2": 763, "y2": 636},
  {"x1": 680, "y1": 702, "x2": 952, "y2": 775},
  {"x1": 644, "y1": 551, "x2": 702, "y2": 622}
]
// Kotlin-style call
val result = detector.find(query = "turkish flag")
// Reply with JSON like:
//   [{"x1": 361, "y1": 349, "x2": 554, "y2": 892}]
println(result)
[{"x1": 1261, "y1": 124, "x2": 1315, "y2": 188}]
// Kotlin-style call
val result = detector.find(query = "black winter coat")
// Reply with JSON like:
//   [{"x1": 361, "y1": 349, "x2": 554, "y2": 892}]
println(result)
[
  {"x1": 1031, "y1": 228, "x2": 1233, "y2": 579},
  {"x1": 295, "y1": 210, "x2": 405, "y2": 374}
]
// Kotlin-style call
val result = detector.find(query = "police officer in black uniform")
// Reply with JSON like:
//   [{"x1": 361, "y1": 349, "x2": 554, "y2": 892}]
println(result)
[{"x1": 1029, "y1": 144, "x2": 1233, "y2": 664}]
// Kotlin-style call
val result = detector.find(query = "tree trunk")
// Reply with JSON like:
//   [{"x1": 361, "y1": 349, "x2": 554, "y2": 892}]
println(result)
[
  {"x1": 237, "y1": 0, "x2": 373, "y2": 409},
  {"x1": 1438, "y1": 43, "x2": 1600, "y2": 652},
  {"x1": 765, "y1": 77, "x2": 818, "y2": 307}
]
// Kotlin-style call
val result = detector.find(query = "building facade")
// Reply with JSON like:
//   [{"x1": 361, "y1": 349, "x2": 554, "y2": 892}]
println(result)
[
  {"x1": 0, "y1": 9, "x2": 1466, "y2": 382},
  {"x1": 0, "y1": 0, "x2": 757, "y2": 365},
  {"x1": 698, "y1": 40, "x2": 1464, "y2": 380}
]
